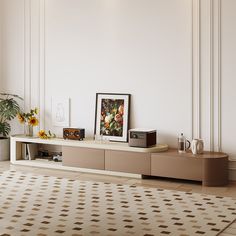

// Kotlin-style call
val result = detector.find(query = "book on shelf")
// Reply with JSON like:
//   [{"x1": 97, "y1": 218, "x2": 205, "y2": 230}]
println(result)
[
  {"x1": 27, "y1": 143, "x2": 38, "y2": 160},
  {"x1": 22, "y1": 143, "x2": 38, "y2": 160},
  {"x1": 22, "y1": 143, "x2": 29, "y2": 160}
]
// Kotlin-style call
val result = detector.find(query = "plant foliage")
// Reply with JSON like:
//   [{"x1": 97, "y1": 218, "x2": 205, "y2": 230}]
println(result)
[{"x1": 0, "y1": 93, "x2": 23, "y2": 137}]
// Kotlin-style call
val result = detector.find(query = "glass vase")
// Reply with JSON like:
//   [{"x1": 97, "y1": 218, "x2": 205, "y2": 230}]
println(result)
[{"x1": 25, "y1": 124, "x2": 33, "y2": 137}]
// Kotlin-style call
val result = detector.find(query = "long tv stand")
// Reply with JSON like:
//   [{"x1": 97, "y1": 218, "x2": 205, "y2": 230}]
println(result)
[{"x1": 10, "y1": 135, "x2": 228, "y2": 186}]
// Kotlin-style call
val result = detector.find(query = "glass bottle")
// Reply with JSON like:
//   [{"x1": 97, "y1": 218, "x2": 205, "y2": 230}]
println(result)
[{"x1": 178, "y1": 133, "x2": 190, "y2": 153}]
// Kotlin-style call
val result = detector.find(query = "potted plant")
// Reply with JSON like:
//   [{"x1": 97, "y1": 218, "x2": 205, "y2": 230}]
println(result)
[{"x1": 0, "y1": 93, "x2": 22, "y2": 161}]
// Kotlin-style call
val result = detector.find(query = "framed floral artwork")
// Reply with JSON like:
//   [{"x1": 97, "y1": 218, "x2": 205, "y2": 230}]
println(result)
[{"x1": 94, "y1": 93, "x2": 131, "y2": 142}]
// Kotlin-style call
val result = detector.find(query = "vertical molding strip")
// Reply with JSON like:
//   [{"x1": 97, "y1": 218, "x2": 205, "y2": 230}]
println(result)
[
  {"x1": 218, "y1": 0, "x2": 222, "y2": 151},
  {"x1": 212, "y1": 0, "x2": 222, "y2": 152},
  {"x1": 210, "y1": 0, "x2": 214, "y2": 151},
  {"x1": 24, "y1": 0, "x2": 32, "y2": 114},
  {"x1": 39, "y1": 0, "x2": 45, "y2": 130},
  {"x1": 23, "y1": 0, "x2": 27, "y2": 111},
  {"x1": 198, "y1": 0, "x2": 201, "y2": 139},
  {"x1": 191, "y1": 0, "x2": 193, "y2": 140},
  {"x1": 192, "y1": 0, "x2": 201, "y2": 140},
  {"x1": 23, "y1": 0, "x2": 26, "y2": 109}
]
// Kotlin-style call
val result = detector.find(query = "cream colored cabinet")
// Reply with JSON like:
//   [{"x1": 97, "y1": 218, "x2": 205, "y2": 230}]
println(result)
[
  {"x1": 62, "y1": 146, "x2": 105, "y2": 170},
  {"x1": 11, "y1": 136, "x2": 167, "y2": 178},
  {"x1": 11, "y1": 136, "x2": 228, "y2": 186}
]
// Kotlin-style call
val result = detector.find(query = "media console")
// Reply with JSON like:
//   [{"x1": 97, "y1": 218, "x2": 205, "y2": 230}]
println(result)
[{"x1": 10, "y1": 135, "x2": 228, "y2": 186}]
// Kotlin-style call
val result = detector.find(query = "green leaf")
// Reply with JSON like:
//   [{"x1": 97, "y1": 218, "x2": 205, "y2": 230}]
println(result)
[
  {"x1": 0, "y1": 93, "x2": 23, "y2": 100},
  {"x1": 0, "y1": 122, "x2": 11, "y2": 137},
  {"x1": 0, "y1": 93, "x2": 23, "y2": 136},
  {"x1": 0, "y1": 98, "x2": 21, "y2": 121},
  {"x1": 110, "y1": 121, "x2": 115, "y2": 129}
]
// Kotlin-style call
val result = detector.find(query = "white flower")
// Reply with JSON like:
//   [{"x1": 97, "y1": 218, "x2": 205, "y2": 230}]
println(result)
[{"x1": 105, "y1": 114, "x2": 113, "y2": 123}]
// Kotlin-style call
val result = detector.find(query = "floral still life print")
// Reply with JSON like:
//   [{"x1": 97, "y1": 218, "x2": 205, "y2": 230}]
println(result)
[
  {"x1": 100, "y1": 99, "x2": 124, "y2": 137},
  {"x1": 95, "y1": 93, "x2": 130, "y2": 142}
]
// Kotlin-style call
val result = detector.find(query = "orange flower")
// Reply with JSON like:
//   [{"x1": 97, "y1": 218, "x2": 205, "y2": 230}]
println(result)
[
  {"x1": 105, "y1": 122, "x2": 110, "y2": 128},
  {"x1": 28, "y1": 116, "x2": 39, "y2": 127},
  {"x1": 38, "y1": 130, "x2": 47, "y2": 139},
  {"x1": 38, "y1": 130, "x2": 56, "y2": 139},
  {"x1": 17, "y1": 113, "x2": 25, "y2": 124}
]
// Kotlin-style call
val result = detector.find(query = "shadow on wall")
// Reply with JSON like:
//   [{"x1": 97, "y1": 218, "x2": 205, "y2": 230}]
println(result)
[{"x1": 158, "y1": 132, "x2": 179, "y2": 148}]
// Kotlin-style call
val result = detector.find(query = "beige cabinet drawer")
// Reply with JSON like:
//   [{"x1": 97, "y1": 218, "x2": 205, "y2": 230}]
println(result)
[
  {"x1": 62, "y1": 146, "x2": 105, "y2": 170},
  {"x1": 151, "y1": 154, "x2": 203, "y2": 181},
  {"x1": 105, "y1": 150, "x2": 150, "y2": 175}
]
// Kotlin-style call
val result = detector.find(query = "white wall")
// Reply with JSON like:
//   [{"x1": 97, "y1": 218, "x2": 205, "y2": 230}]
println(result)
[
  {"x1": 0, "y1": 0, "x2": 24, "y2": 134},
  {"x1": 44, "y1": 0, "x2": 192, "y2": 146},
  {"x1": 0, "y1": 0, "x2": 236, "y2": 179},
  {"x1": 221, "y1": 0, "x2": 236, "y2": 164},
  {"x1": 0, "y1": 0, "x2": 2, "y2": 87},
  {"x1": 1, "y1": 0, "x2": 193, "y2": 146}
]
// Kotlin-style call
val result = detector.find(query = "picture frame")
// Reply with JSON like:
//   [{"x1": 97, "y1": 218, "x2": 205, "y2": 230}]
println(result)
[
  {"x1": 94, "y1": 93, "x2": 131, "y2": 142},
  {"x1": 51, "y1": 97, "x2": 70, "y2": 127}
]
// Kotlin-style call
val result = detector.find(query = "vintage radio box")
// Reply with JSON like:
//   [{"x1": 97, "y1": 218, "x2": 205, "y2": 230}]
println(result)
[
  {"x1": 129, "y1": 129, "x2": 156, "y2": 148},
  {"x1": 63, "y1": 128, "x2": 85, "y2": 140}
]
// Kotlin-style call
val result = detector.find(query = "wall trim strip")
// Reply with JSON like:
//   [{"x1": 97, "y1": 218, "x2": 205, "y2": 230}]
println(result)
[
  {"x1": 210, "y1": 0, "x2": 214, "y2": 151},
  {"x1": 23, "y1": 0, "x2": 32, "y2": 117},
  {"x1": 217, "y1": 0, "x2": 222, "y2": 152},
  {"x1": 192, "y1": 0, "x2": 201, "y2": 140},
  {"x1": 39, "y1": 0, "x2": 45, "y2": 130}
]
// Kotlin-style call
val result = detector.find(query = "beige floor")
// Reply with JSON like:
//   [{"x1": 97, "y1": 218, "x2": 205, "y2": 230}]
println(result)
[{"x1": 0, "y1": 161, "x2": 236, "y2": 235}]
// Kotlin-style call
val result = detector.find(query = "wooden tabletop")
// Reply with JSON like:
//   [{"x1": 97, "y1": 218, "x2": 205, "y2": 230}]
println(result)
[
  {"x1": 11, "y1": 135, "x2": 168, "y2": 153},
  {"x1": 152, "y1": 148, "x2": 228, "y2": 159}
]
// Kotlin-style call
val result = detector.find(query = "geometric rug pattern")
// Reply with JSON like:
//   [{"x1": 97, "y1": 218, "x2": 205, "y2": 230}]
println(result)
[{"x1": 0, "y1": 170, "x2": 235, "y2": 236}]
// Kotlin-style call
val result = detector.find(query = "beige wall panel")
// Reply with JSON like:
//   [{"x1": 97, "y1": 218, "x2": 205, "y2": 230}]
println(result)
[
  {"x1": 62, "y1": 146, "x2": 104, "y2": 170},
  {"x1": 105, "y1": 150, "x2": 150, "y2": 175}
]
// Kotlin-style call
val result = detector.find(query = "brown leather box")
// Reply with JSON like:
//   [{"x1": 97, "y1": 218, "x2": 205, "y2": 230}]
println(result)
[{"x1": 129, "y1": 129, "x2": 156, "y2": 148}]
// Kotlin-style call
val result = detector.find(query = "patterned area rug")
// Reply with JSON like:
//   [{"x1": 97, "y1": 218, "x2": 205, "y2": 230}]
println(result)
[{"x1": 0, "y1": 170, "x2": 235, "y2": 236}]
